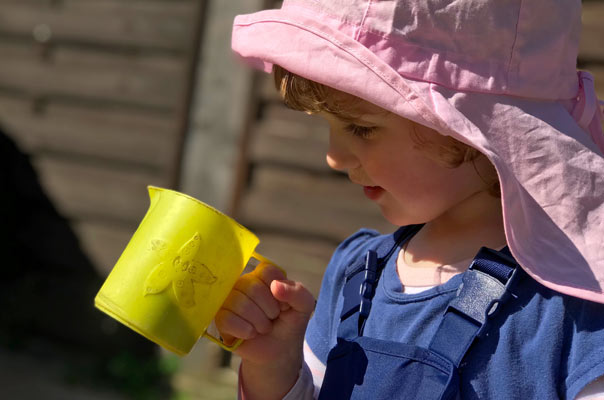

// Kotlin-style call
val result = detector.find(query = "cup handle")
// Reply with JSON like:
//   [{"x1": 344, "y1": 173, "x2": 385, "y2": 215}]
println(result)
[
  {"x1": 203, "y1": 332, "x2": 244, "y2": 351},
  {"x1": 205, "y1": 251, "x2": 286, "y2": 352},
  {"x1": 252, "y1": 251, "x2": 287, "y2": 276}
]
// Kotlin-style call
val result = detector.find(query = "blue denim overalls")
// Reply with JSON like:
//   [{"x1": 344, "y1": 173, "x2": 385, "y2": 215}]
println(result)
[{"x1": 318, "y1": 226, "x2": 521, "y2": 399}]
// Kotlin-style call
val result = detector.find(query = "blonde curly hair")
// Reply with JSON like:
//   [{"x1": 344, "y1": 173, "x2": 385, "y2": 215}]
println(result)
[{"x1": 273, "y1": 65, "x2": 500, "y2": 197}]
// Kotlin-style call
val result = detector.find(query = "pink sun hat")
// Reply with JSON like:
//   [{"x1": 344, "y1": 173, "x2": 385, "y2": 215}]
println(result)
[{"x1": 231, "y1": 0, "x2": 604, "y2": 303}]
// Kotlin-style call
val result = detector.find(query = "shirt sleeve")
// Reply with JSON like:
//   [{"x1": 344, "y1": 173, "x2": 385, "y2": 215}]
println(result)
[
  {"x1": 303, "y1": 340, "x2": 326, "y2": 396},
  {"x1": 238, "y1": 362, "x2": 315, "y2": 400},
  {"x1": 563, "y1": 297, "x2": 604, "y2": 400},
  {"x1": 254, "y1": 341, "x2": 325, "y2": 400},
  {"x1": 575, "y1": 374, "x2": 604, "y2": 400},
  {"x1": 281, "y1": 362, "x2": 316, "y2": 400}
]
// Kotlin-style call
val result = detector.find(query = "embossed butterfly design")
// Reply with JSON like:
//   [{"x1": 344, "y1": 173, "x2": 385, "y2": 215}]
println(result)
[{"x1": 143, "y1": 233, "x2": 217, "y2": 308}]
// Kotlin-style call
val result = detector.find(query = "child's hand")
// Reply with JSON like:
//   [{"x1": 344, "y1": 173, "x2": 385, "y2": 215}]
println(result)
[
  {"x1": 216, "y1": 262, "x2": 315, "y2": 363},
  {"x1": 215, "y1": 263, "x2": 315, "y2": 399}
]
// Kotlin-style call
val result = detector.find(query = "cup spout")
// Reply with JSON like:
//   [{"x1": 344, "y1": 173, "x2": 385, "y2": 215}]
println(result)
[{"x1": 148, "y1": 186, "x2": 161, "y2": 202}]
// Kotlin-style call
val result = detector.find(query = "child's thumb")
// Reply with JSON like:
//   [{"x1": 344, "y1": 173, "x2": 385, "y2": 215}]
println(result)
[{"x1": 270, "y1": 279, "x2": 316, "y2": 317}]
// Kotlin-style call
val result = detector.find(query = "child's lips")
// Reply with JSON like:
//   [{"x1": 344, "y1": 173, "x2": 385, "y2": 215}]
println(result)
[{"x1": 363, "y1": 186, "x2": 384, "y2": 200}]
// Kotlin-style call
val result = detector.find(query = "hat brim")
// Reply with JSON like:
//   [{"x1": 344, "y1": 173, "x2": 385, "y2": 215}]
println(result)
[{"x1": 233, "y1": 10, "x2": 604, "y2": 303}]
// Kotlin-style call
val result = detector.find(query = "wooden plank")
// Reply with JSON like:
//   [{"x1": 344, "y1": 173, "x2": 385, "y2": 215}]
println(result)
[
  {"x1": 0, "y1": 95, "x2": 178, "y2": 169},
  {"x1": 0, "y1": 41, "x2": 186, "y2": 108},
  {"x1": 251, "y1": 107, "x2": 330, "y2": 171},
  {"x1": 580, "y1": 2, "x2": 604, "y2": 61},
  {"x1": 34, "y1": 156, "x2": 168, "y2": 224},
  {"x1": 254, "y1": 233, "x2": 334, "y2": 296},
  {"x1": 263, "y1": 102, "x2": 325, "y2": 125},
  {"x1": 259, "y1": 72, "x2": 281, "y2": 103},
  {"x1": 0, "y1": 96, "x2": 36, "y2": 151},
  {"x1": 73, "y1": 221, "x2": 136, "y2": 276},
  {"x1": 239, "y1": 167, "x2": 395, "y2": 241},
  {"x1": 587, "y1": 65, "x2": 604, "y2": 100},
  {"x1": 0, "y1": 0, "x2": 198, "y2": 52}
]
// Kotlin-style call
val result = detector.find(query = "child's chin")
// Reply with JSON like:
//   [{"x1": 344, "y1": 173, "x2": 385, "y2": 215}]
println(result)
[
  {"x1": 379, "y1": 208, "x2": 416, "y2": 228},
  {"x1": 378, "y1": 202, "x2": 432, "y2": 228}
]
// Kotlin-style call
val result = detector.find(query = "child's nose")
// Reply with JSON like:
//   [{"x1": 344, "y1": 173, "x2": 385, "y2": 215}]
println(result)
[{"x1": 326, "y1": 131, "x2": 358, "y2": 172}]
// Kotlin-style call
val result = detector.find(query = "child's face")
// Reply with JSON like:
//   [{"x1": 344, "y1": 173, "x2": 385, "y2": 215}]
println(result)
[{"x1": 320, "y1": 100, "x2": 494, "y2": 227}]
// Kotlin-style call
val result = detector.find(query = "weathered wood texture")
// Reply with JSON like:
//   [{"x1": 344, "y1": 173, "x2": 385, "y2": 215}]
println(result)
[
  {"x1": 0, "y1": 0, "x2": 202, "y2": 275},
  {"x1": 581, "y1": 2, "x2": 604, "y2": 62},
  {"x1": 0, "y1": 42, "x2": 186, "y2": 108},
  {"x1": 581, "y1": 2, "x2": 604, "y2": 100},
  {"x1": 0, "y1": 0, "x2": 197, "y2": 52},
  {"x1": 0, "y1": 96, "x2": 178, "y2": 169},
  {"x1": 250, "y1": 106, "x2": 331, "y2": 172}
]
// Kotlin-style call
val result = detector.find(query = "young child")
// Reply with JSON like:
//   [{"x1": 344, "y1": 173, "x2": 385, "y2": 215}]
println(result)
[{"x1": 216, "y1": 0, "x2": 604, "y2": 398}]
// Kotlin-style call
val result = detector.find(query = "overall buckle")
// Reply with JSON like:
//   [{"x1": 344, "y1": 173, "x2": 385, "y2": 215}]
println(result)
[
  {"x1": 358, "y1": 250, "x2": 378, "y2": 333},
  {"x1": 447, "y1": 247, "x2": 519, "y2": 337}
]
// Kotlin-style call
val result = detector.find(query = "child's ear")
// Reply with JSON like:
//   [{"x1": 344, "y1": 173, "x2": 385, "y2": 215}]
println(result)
[{"x1": 469, "y1": 154, "x2": 501, "y2": 198}]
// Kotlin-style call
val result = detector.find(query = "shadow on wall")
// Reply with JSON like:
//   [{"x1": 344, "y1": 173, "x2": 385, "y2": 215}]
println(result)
[{"x1": 0, "y1": 128, "x2": 175, "y2": 399}]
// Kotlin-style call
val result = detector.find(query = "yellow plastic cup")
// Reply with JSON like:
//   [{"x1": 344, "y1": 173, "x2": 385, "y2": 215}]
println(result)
[{"x1": 94, "y1": 186, "x2": 277, "y2": 356}]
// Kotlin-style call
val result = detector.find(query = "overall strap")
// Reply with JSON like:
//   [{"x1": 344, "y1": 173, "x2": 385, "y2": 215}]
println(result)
[
  {"x1": 428, "y1": 246, "x2": 520, "y2": 367},
  {"x1": 338, "y1": 225, "x2": 423, "y2": 339}
]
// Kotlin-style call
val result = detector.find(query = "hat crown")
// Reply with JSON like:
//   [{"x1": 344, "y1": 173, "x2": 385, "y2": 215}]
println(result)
[{"x1": 283, "y1": 0, "x2": 581, "y2": 99}]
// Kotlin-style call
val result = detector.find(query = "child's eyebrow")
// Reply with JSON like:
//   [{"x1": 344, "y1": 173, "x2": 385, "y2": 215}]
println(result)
[
  {"x1": 328, "y1": 114, "x2": 374, "y2": 126},
  {"x1": 332, "y1": 113, "x2": 364, "y2": 123},
  {"x1": 331, "y1": 111, "x2": 388, "y2": 124}
]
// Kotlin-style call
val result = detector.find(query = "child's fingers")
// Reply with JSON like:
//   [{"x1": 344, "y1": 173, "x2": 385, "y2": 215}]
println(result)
[
  {"x1": 234, "y1": 273, "x2": 281, "y2": 320},
  {"x1": 270, "y1": 280, "x2": 316, "y2": 316},
  {"x1": 215, "y1": 308, "x2": 257, "y2": 340},
  {"x1": 253, "y1": 262, "x2": 287, "y2": 288},
  {"x1": 247, "y1": 262, "x2": 290, "y2": 317},
  {"x1": 219, "y1": 289, "x2": 273, "y2": 335}
]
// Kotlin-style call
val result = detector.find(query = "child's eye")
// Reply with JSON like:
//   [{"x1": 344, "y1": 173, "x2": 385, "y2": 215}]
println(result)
[{"x1": 344, "y1": 123, "x2": 377, "y2": 139}]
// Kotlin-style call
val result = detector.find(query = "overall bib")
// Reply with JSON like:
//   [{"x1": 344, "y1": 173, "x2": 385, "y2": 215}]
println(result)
[{"x1": 318, "y1": 226, "x2": 521, "y2": 400}]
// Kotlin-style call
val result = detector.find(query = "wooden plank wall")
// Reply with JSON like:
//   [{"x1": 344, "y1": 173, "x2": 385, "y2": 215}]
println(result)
[
  {"x1": 0, "y1": 0, "x2": 203, "y2": 275},
  {"x1": 581, "y1": 1, "x2": 604, "y2": 100}
]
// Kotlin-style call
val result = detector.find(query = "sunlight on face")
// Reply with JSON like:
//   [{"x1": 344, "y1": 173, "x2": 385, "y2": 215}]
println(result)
[{"x1": 321, "y1": 100, "x2": 496, "y2": 227}]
